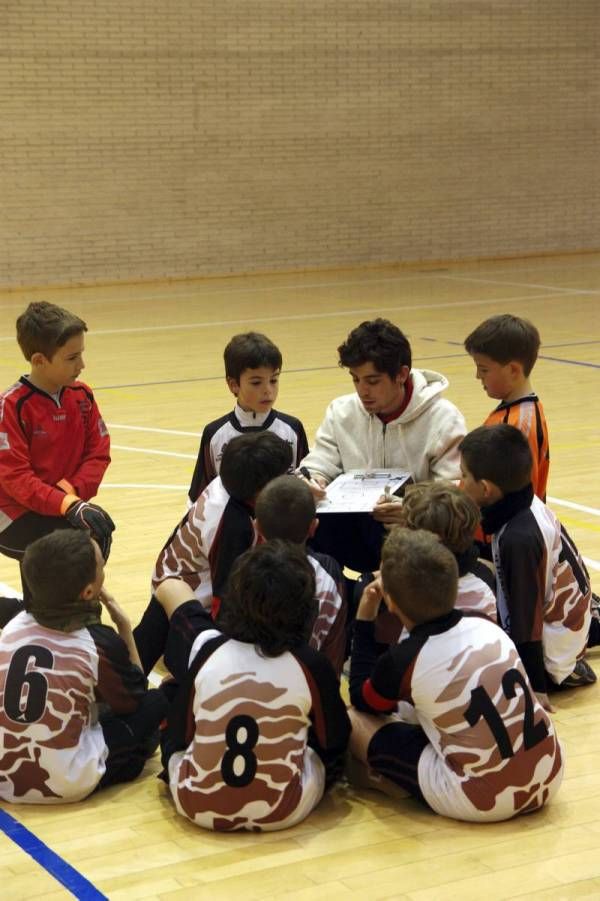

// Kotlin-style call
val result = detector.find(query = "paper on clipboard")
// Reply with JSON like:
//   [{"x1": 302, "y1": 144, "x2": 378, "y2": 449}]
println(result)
[{"x1": 317, "y1": 469, "x2": 413, "y2": 514}]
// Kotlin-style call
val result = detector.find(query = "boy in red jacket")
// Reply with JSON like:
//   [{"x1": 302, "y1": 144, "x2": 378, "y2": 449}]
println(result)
[{"x1": 0, "y1": 302, "x2": 114, "y2": 619}]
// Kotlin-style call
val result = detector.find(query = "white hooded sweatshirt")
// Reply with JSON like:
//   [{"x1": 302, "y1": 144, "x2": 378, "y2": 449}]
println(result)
[{"x1": 301, "y1": 368, "x2": 466, "y2": 484}]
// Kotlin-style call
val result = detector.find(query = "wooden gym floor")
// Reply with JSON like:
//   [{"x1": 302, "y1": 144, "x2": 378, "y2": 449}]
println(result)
[{"x1": 1, "y1": 252, "x2": 600, "y2": 900}]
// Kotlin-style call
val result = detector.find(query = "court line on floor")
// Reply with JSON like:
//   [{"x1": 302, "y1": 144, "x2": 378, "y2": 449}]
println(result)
[
  {"x1": 3, "y1": 289, "x2": 589, "y2": 344},
  {"x1": 547, "y1": 497, "x2": 600, "y2": 518},
  {"x1": 95, "y1": 354, "x2": 467, "y2": 392},
  {"x1": 439, "y1": 273, "x2": 600, "y2": 295},
  {"x1": 2, "y1": 253, "x2": 599, "y2": 311},
  {"x1": 111, "y1": 444, "x2": 196, "y2": 459},
  {"x1": 0, "y1": 809, "x2": 107, "y2": 900},
  {"x1": 0, "y1": 271, "x2": 442, "y2": 311}
]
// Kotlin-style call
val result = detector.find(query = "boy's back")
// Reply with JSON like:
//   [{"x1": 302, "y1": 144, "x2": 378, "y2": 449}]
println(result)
[
  {"x1": 166, "y1": 627, "x2": 347, "y2": 831},
  {"x1": 153, "y1": 475, "x2": 256, "y2": 610},
  {"x1": 351, "y1": 610, "x2": 563, "y2": 821},
  {"x1": 0, "y1": 610, "x2": 146, "y2": 803},
  {"x1": 491, "y1": 492, "x2": 591, "y2": 686},
  {"x1": 306, "y1": 547, "x2": 347, "y2": 675}
]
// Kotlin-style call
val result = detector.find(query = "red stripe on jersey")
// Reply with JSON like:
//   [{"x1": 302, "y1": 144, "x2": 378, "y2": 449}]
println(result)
[{"x1": 362, "y1": 678, "x2": 396, "y2": 712}]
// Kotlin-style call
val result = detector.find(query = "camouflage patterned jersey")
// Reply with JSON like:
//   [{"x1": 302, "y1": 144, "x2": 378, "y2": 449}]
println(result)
[
  {"x1": 0, "y1": 611, "x2": 147, "y2": 803},
  {"x1": 351, "y1": 610, "x2": 564, "y2": 822},
  {"x1": 163, "y1": 621, "x2": 350, "y2": 832}
]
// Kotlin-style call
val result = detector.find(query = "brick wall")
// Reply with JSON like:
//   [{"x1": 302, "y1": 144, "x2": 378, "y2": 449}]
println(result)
[{"x1": 2, "y1": 1, "x2": 598, "y2": 287}]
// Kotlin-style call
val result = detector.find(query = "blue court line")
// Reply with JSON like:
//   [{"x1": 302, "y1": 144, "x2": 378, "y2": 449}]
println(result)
[
  {"x1": 93, "y1": 338, "x2": 600, "y2": 393},
  {"x1": 94, "y1": 365, "x2": 340, "y2": 391},
  {"x1": 0, "y1": 809, "x2": 107, "y2": 900},
  {"x1": 538, "y1": 354, "x2": 600, "y2": 370}
]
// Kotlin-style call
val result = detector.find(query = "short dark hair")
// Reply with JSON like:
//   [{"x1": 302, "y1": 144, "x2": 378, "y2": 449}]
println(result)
[
  {"x1": 22, "y1": 530, "x2": 97, "y2": 609},
  {"x1": 220, "y1": 432, "x2": 293, "y2": 502},
  {"x1": 459, "y1": 424, "x2": 532, "y2": 493},
  {"x1": 337, "y1": 318, "x2": 412, "y2": 378},
  {"x1": 224, "y1": 332, "x2": 283, "y2": 382},
  {"x1": 399, "y1": 481, "x2": 480, "y2": 553},
  {"x1": 218, "y1": 540, "x2": 317, "y2": 656},
  {"x1": 255, "y1": 475, "x2": 316, "y2": 543},
  {"x1": 381, "y1": 528, "x2": 457, "y2": 624},
  {"x1": 464, "y1": 314, "x2": 540, "y2": 376},
  {"x1": 16, "y1": 302, "x2": 87, "y2": 361}
]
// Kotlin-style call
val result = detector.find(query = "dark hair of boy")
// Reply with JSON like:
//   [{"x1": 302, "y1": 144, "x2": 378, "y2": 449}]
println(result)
[
  {"x1": 217, "y1": 540, "x2": 318, "y2": 656},
  {"x1": 223, "y1": 332, "x2": 283, "y2": 382},
  {"x1": 464, "y1": 314, "x2": 540, "y2": 377},
  {"x1": 381, "y1": 528, "x2": 458, "y2": 625},
  {"x1": 337, "y1": 318, "x2": 412, "y2": 378},
  {"x1": 219, "y1": 432, "x2": 293, "y2": 502},
  {"x1": 399, "y1": 481, "x2": 480, "y2": 554},
  {"x1": 22, "y1": 529, "x2": 96, "y2": 610},
  {"x1": 459, "y1": 424, "x2": 533, "y2": 494},
  {"x1": 255, "y1": 475, "x2": 315, "y2": 544},
  {"x1": 16, "y1": 301, "x2": 88, "y2": 362}
]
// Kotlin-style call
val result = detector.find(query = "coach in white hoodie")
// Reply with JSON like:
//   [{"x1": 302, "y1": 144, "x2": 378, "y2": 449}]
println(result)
[{"x1": 301, "y1": 319, "x2": 466, "y2": 571}]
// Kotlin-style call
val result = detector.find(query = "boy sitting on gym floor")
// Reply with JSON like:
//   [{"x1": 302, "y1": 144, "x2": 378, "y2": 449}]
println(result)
[
  {"x1": 0, "y1": 530, "x2": 166, "y2": 804},
  {"x1": 155, "y1": 541, "x2": 351, "y2": 832},
  {"x1": 133, "y1": 431, "x2": 293, "y2": 674},
  {"x1": 373, "y1": 480, "x2": 497, "y2": 648},
  {"x1": 348, "y1": 528, "x2": 563, "y2": 822},
  {"x1": 187, "y1": 331, "x2": 308, "y2": 504},
  {"x1": 460, "y1": 424, "x2": 596, "y2": 708},
  {"x1": 254, "y1": 475, "x2": 347, "y2": 676},
  {"x1": 464, "y1": 314, "x2": 549, "y2": 500}
]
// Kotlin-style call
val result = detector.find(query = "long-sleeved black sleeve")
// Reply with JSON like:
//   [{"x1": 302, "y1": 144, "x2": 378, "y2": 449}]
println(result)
[
  {"x1": 293, "y1": 644, "x2": 350, "y2": 787},
  {"x1": 90, "y1": 623, "x2": 148, "y2": 715}
]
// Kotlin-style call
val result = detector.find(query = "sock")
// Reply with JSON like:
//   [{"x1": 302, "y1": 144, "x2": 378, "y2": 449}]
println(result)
[{"x1": 132, "y1": 597, "x2": 170, "y2": 675}]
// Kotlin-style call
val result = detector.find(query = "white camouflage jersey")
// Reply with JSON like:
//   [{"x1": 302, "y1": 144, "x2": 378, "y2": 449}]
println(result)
[
  {"x1": 164, "y1": 623, "x2": 350, "y2": 832},
  {"x1": 152, "y1": 477, "x2": 256, "y2": 610},
  {"x1": 0, "y1": 612, "x2": 147, "y2": 803},
  {"x1": 351, "y1": 611, "x2": 563, "y2": 822},
  {"x1": 491, "y1": 494, "x2": 591, "y2": 686},
  {"x1": 306, "y1": 549, "x2": 346, "y2": 676}
]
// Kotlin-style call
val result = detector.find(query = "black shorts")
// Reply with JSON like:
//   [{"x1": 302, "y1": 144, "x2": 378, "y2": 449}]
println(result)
[{"x1": 367, "y1": 720, "x2": 430, "y2": 807}]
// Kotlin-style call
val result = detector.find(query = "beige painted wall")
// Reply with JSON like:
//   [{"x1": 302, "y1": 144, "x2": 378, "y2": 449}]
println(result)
[{"x1": 2, "y1": 1, "x2": 599, "y2": 287}]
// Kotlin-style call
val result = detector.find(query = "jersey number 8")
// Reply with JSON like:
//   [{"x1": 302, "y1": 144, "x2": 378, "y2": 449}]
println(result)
[{"x1": 221, "y1": 714, "x2": 259, "y2": 788}]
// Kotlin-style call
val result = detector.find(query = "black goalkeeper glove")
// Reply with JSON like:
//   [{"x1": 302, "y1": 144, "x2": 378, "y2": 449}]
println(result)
[{"x1": 65, "y1": 500, "x2": 116, "y2": 561}]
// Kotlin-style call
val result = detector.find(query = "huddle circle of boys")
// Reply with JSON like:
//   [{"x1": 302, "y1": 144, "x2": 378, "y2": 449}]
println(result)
[{"x1": 1, "y1": 301, "x2": 598, "y2": 830}]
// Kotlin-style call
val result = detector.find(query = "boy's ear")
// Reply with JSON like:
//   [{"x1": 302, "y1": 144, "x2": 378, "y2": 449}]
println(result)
[
  {"x1": 307, "y1": 517, "x2": 319, "y2": 539},
  {"x1": 480, "y1": 478, "x2": 502, "y2": 502},
  {"x1": 226, "y1": 377, "x2": 240, "y2": 397},
  {"x1": 30, "y1": 351, "x2": 49, "y2": 368},
  {"x1": 507, "y1": 361, "x2": 524, "y2": 380},
  {"x1": 80, "y1": 582, "x2": 96, "y2": 601}
]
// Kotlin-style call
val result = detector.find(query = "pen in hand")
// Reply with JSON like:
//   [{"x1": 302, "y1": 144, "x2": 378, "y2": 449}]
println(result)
[{"x1": 297, "y1": 466, "x2": 327, "y2": 499}]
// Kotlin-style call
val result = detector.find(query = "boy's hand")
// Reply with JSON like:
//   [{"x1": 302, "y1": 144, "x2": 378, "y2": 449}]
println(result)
[
  {"x1": 66, "y1": 500, "x2": 115, "y2": 560},
  {"x1": 99, "y1": 588, "x2": 130, "y2": 631},
  {"x1": 356, "y1": 575, "x2": 384, "y2": 621},
  {"x1": 536, "y1": 691, "x2": 555, "y2": 714},
  {"x1": 372, "y1": 497, "x2": 404, "y2": 525},
  {"x1": 297, "y1": 468, "x2": 328, "y2": 501}
]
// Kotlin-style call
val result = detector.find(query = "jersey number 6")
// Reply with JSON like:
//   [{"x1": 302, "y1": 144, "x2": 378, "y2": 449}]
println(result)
[{"x1": 4, "y1": 645, "x2": 53, "y2": 724}]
